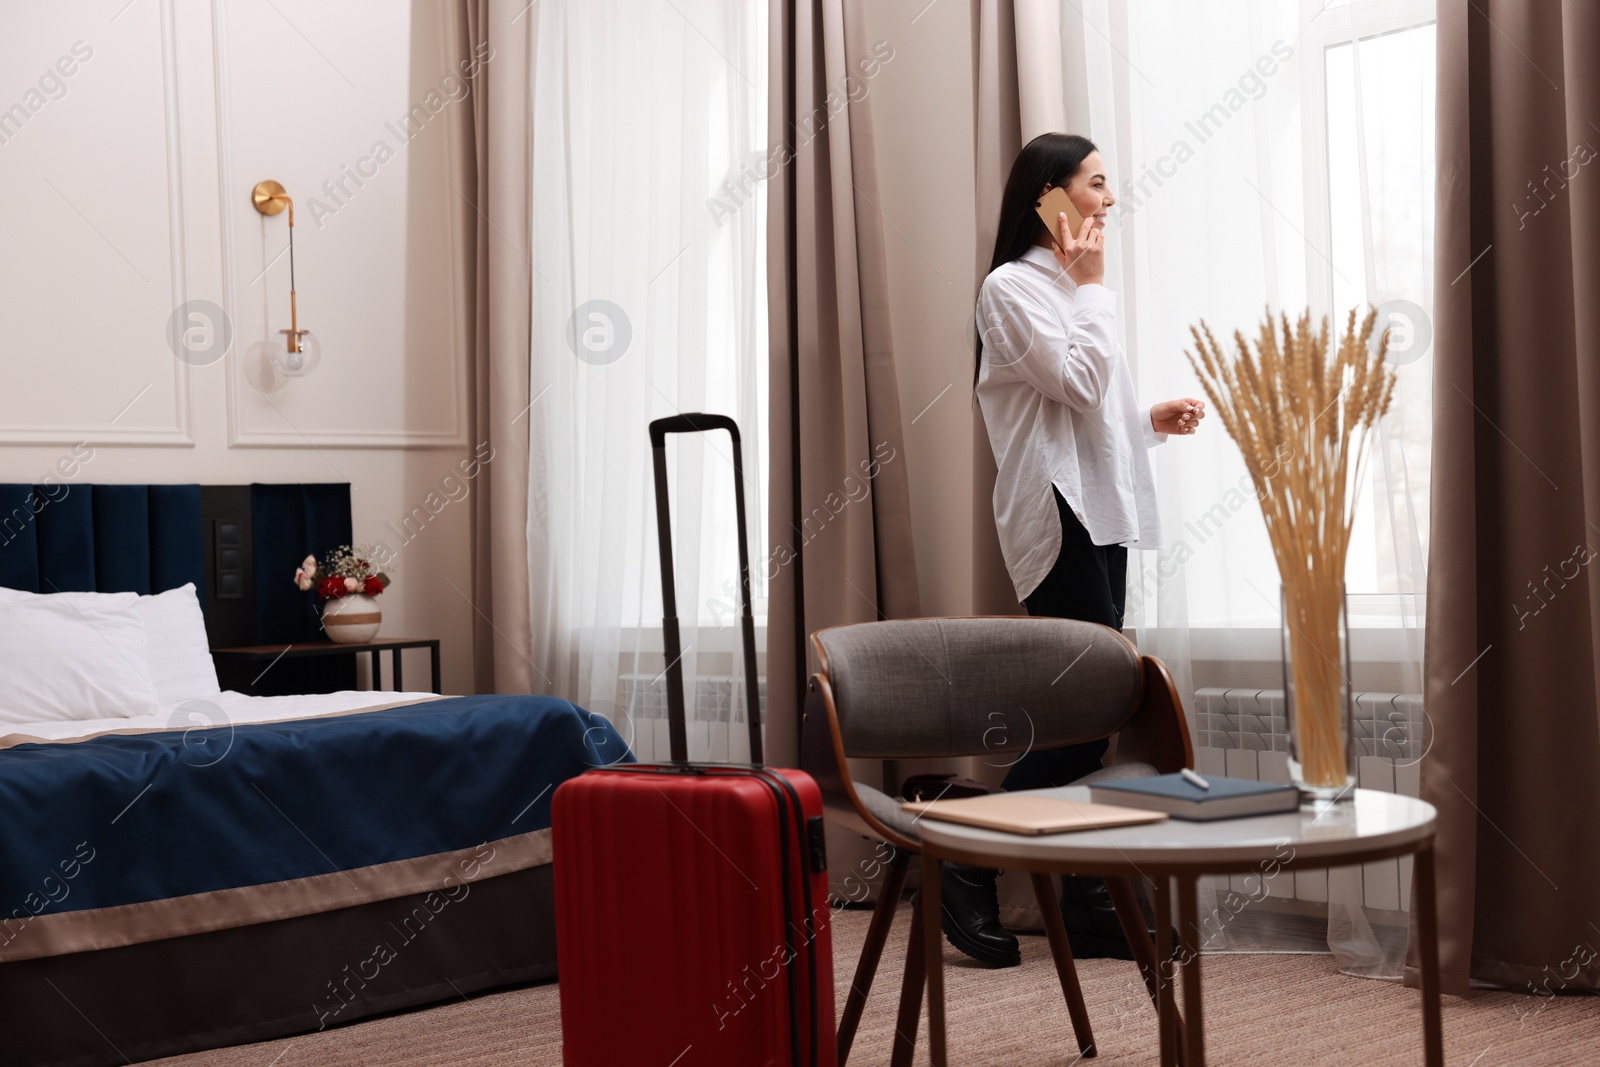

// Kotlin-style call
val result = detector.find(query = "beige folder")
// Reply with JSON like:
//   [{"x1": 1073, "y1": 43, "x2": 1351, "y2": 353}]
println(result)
[{"x1": 901, "y1": 793, "x2": 1168, "y2": 835}]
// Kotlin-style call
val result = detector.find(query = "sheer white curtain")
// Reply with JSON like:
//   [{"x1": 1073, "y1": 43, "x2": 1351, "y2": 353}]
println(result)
[
  {"x1": 1062, "y1": 0, "x2": 1435, "y2": 976},
  {"x1": 527, "y1": 0, "x2": 768, "y2": 759}
]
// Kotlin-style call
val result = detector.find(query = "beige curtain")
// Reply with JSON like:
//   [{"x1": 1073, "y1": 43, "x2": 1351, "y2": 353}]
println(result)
[
  {"x1": 970, "y1": 0, "x2": 1024, "y2": 615},
  {"x1": 969, "y1": 0, "x2": 1079, "y2": 614},
  {"x1": 765, "y1": 0, "x2": 921, "y2": 769},
  {"x1": 1412, "y1": 0, "x2": 1600, "y2": 995},
  {"x1": 459, "y1": 0, "x2": 534, "y2": 695}
]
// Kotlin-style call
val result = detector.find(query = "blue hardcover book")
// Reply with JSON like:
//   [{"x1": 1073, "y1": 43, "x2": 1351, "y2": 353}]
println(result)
[{"x1": 1089, "y1": 773, "x2": 1300, "y2": 821}]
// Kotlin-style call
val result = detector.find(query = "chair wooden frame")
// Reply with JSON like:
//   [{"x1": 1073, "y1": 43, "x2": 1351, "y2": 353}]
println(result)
[{"x1": 800, "y1": 616, "x2": 1195, "y2": 1065}]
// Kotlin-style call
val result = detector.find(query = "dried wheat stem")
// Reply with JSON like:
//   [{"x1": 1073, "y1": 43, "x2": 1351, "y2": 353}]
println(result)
[{"x1": 1186, "y1": 307, "x2": 1396, "y2": 788}]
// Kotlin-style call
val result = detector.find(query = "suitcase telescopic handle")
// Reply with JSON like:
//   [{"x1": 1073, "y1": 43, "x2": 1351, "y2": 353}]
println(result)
[
  {"x1": 649, "y1": 414, "x2": 764, "y2": 766},
  {"x1": 649, "y1": 412, "x2": 741, "y2": 448}
]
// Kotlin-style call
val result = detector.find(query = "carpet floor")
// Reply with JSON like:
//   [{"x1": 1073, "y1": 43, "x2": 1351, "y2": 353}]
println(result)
[{"x1": 149, "y1": 902, "x2": 1600, "y2": 1065}]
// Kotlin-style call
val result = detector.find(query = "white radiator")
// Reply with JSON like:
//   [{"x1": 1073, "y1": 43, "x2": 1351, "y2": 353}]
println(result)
[
  {"x1": 1192, "y1": 687, "x2": 1424, "y2": 912},
  {"x1": 615, "y1": 672, "x2": 765, "y2": 762}
]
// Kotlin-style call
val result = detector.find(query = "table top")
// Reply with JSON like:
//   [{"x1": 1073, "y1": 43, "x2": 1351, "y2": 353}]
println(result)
[
  {"x1": 210, "y1": 638, "x2": 439, "y2": 655},
  {"x1": 916, "y1": 786, "x2": 1436, "y2": 871}
]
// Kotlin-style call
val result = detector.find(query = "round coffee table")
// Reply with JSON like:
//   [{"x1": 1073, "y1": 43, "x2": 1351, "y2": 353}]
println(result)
[{"x1": 917, "y1": 786, "x2": 1441, "y2": 1067}]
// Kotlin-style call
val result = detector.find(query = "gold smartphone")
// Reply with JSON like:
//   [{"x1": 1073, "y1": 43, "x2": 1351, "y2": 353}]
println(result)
[{"x1": 1035, "y1": 186, "x2": 1086, "y2": 252}]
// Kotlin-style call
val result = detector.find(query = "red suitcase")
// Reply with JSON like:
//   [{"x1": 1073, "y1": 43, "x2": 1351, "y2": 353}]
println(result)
[{"x1": 553, "y1": 414, "x2": 836, "y2": 1067}]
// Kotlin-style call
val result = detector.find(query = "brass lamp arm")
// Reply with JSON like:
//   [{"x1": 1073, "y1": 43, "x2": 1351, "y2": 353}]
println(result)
[{"x1": 251, "y1": 180, "x2": 304, "y2": 352}]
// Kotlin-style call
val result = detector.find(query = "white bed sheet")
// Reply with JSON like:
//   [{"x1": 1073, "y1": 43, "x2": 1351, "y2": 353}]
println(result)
[{"x1": 6, "y1": 689, "x2": 443, "y2": 744}]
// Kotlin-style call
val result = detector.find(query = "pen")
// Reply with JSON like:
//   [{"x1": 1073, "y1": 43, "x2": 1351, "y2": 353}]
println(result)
[{"x1": 1180, "y1": 767, "x2": 1211, "y2": 790}]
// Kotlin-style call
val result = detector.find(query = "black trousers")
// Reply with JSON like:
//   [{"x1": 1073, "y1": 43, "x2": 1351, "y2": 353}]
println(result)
[{"x1": 1001, "y1": 487, "x2": 1128, "y2": 791}]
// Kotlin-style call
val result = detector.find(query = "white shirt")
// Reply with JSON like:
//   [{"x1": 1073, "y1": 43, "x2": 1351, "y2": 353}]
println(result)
[{"x1": 975, "y1": 244, "x2": 1164, "y2": 602}]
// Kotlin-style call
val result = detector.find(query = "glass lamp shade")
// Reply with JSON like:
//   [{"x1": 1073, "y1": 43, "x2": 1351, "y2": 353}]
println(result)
[{"x1": 272, "y1": 329, "x2": 322, "y2": 377}]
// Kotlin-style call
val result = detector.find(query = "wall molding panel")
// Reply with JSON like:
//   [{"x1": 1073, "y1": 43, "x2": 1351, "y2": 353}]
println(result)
[
  {"x1": 213, "y1": 0, "x2": 469, "y2": 451},
  {"x1": 0, "y1": 0, "x2": 194, "y2": 447}
]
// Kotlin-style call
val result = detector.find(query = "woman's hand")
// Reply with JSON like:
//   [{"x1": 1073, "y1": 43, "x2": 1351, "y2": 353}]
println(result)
[
  {"x1": 1050, "y1": 212, "x2": 1105, "y2": 288},
  {"x1": 1151, "y1": 398, "x2": 1206, "y2": 436}
]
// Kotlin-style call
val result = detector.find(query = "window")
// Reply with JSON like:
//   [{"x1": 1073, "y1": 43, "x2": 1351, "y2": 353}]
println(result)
[
  {"x1": 527, "y1": 0, "x2": 769, "y2": 722},
  {"x1": 1106, "y1": 0, "x2": 1435, "y2": 631},
  {"x1": 1313, "y1": 6, "x2": 1435, "y2": 606}
]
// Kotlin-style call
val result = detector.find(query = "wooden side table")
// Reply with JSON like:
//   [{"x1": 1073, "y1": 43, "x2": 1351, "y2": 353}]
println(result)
[
  {"x1": 210, "y1": 638, "x2": 442, "y2": 694},
  {"x1": 918, "y1": 787, "x2": 1442, "y2": 1067}
]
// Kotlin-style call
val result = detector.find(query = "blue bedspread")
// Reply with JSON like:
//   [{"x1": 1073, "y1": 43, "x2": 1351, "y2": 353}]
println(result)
[{"x1": 0, "y1": 694, "x2": 630, "y2": 918}]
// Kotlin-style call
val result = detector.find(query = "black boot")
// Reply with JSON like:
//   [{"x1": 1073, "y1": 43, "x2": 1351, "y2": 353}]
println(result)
[
  {"x1": 938, "y1": 864, "x2": 1020, "y2": 968},
  {"x1": 1058, "y1": 875, "x2": 1140, "y2": 960}
]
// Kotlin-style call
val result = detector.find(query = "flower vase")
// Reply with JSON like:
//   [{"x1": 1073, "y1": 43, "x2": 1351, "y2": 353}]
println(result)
[
  {"x1": 1280, "y1": 580, "x2": 1354, "y2": 803},
  {"x1": 323, "y1": 593, "x2": 381, "y2": 644}
]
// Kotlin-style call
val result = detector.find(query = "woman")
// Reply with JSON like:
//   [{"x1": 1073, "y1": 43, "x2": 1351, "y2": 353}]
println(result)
[{"x1": 943, "y1": 133, "x2": 1205, "y2": 968}]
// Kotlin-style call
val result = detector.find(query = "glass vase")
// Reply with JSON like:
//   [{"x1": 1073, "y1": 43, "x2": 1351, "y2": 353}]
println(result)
[{"x1": 1280, "y1": 580, "x2": 1354, "y2": 803}]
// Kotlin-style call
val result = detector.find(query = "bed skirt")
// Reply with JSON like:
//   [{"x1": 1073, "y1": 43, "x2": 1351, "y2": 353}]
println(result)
[{"x1": 1, "y1": 862, "x2": 557, "y2": 1067}]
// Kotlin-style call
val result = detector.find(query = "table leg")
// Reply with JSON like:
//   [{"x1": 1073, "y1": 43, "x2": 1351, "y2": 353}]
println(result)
[
  {"x1": 1106, "y1": 875, "x2": 1185, "y2": 1063},
  {"x1": 1031, "y1": 871, "x2": 1096, "y2": 1057},
  {"x1": 1153, "y1": 875, "x2": 1177, "y2": 1067},
  {"x1": 1415, "y1": 844, "x2": 1443, "y2": 1067},
  {"x1": 922, "y1": 849, "x2": 947, "y2": 1067},
  {"x1": 430, "y1": 642, "x2": 442, "y2": 694},
  {"x1": 1176, "y1": 875, "x2": 1204, "y2": 1067},
  {"x1": 393, "y1": 648, "x2": 403, "y2": 692},
  {"x1": 369, "y1": 649, "x2": 381, "y2": 691}
]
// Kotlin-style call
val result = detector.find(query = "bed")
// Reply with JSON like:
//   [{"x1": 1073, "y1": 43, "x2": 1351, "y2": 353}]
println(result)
[{"x1": 0, "y1": 483, "x2": 625, "y2": 1066}]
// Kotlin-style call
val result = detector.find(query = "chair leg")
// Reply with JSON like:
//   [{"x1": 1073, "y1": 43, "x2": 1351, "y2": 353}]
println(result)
[
  {"x1": 1107, "y1": 876, "x2": 1184, "y2": 1066},
  {"x1": 889, "y1": 887, "x2": 927, "y2": 1067},
  {"x1": 837, "y1": 849, "x2": 911, "y2": 1067},
  {"x1": 1031, "y1": 872, "x2": 1097, "y2": 1058}
]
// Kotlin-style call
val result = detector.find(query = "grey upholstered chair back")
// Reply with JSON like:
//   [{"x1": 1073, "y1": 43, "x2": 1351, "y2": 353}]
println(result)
[{"x1": 813, "y1": 617, "x2": 1142, "y2": 760}]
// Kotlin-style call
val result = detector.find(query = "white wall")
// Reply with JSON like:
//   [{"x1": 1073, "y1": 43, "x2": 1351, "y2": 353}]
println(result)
[{"x1": 0, "y1": 1, "x2": 479, "y2": 692}]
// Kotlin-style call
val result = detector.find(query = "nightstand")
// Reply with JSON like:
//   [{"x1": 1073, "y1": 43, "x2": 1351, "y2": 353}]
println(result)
[{"x1": 210, "y1": 638, "x2": 442, "y2": 695}]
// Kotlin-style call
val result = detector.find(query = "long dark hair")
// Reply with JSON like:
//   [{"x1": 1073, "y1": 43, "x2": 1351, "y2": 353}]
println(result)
[{"x1": 974, "y1": 132, "x2": 1099, "y2": 383}]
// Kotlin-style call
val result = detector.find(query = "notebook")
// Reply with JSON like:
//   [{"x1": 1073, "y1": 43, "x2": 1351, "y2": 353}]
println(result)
[
  {"x1": 900, "y1": 793, "x2": 1168, "y2": 835},
  {"x1": 1089, "y1": 773, "x2": 1301, "y2": 821}
]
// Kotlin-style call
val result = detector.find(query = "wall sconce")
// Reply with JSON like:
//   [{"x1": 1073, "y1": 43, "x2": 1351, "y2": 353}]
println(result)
[{"x1": 251, "y1": 180, "x2": 321, "y2": 377}]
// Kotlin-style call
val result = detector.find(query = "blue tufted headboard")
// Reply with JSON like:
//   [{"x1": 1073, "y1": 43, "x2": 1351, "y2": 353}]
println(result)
[
  {"x1": 0, "y1": 483, "x2": 351, "y2": 647},
  {"x1": 0, "y1": 484, "x2": 203, "y2": 596}
]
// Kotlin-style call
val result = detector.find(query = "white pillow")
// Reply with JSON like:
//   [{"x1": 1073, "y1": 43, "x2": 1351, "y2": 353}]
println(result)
[
  {"x1": 136, "y1": 583, "x2": 222, "y2": 704},
  {"x1": 0, "y1": 589, "x2": 162, "y2": 723}
]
